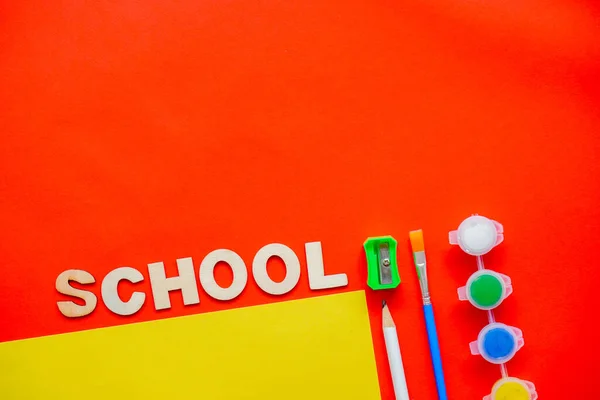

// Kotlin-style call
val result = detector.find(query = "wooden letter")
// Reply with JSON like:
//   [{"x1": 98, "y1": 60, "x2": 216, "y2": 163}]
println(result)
[
  {"x1": 252, "y1": 243, "x2": 301, "y2": 295},
  {"x1": 199, "y1": 249, "x2": 248, "y2": 301},
  {"x1": 101, "y1": 267, "x2": 146, "y2": 316},
  {"x1": 305, "y1": 241, "x2": 348, "y2": 290},
  {"x1": 148, "y1": 257, "x2": 200, "y2": 310},
  {"x1": 56, "y1": 269, "x2": 97, "y2": 318}
]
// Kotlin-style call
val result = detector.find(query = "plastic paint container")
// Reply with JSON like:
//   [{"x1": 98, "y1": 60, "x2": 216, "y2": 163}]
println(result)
[
  {"x1": 483, "y1": 377, "x2": 538, "y2": 400},
  {"x1": 450, "y1": 215, "x2": 535, "y2": 400},
  {"x1": 449, "y1": 215, "x2": 504, "y2": 256},
  {"x1": 470, "y1": 323, "x2": 524, "y2": 364},
  {"x1": 458, "y1": 270, "x2": 513, "y2": 310}
]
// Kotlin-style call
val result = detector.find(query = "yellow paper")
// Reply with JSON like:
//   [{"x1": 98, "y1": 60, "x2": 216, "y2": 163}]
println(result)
[{"x1": 0, "y1": 291, "x2": 380, "y2": 399}]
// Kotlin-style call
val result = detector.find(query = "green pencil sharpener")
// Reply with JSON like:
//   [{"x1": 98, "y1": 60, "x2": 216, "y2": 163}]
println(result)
[{"x1": 363, "y1": 236, "x2": 400, "y2": 290}]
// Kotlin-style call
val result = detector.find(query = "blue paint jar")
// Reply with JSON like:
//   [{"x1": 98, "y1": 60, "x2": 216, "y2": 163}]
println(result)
[{"x1": 470, "y1": 323, "x2": 524, "y2": 364}]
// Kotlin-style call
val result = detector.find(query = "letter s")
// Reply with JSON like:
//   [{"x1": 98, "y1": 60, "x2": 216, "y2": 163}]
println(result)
[{"x1": 56, "y1": 269, "x2": 97, "y2": 317}]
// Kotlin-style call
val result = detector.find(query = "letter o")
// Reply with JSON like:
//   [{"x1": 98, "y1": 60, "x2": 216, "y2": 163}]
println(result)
[
  {"x1": 200, "y1": 249, "x2": 248, "y2": 300},
  {"x1": 252, "y1": 243, "x2": 301, "y2": 295}
]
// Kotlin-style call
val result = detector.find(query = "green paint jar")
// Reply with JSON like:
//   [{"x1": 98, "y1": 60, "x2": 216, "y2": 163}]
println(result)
[{"x1": 458, "y1": 270, "x2": 512, "y2": 310}]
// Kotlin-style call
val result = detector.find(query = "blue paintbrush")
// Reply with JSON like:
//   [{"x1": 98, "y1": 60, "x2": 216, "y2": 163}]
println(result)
[{"x1": 409, "y1": 229, "x2": 448, "y2": 400}]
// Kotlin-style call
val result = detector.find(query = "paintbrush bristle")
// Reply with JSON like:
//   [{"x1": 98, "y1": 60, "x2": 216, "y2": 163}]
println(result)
[{"x1": 409, "y1": 229, "x2": 425, "y2": 252}]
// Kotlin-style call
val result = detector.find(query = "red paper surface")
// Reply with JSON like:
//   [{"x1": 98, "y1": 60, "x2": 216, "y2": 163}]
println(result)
[{"x1": 1, "y1": 1, "x2": 599, "y2": 399}]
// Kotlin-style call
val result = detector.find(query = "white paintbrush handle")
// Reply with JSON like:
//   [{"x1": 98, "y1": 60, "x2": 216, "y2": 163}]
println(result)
[{"x1": 384, "y1": 326, "x2": 410, "y2": 400}]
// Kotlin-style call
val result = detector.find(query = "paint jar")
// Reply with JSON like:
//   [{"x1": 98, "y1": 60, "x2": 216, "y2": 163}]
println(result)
[
  {"x1": 458, "y1": 270, "x2": 513, "y2": 310},
  {"x1": 449, "y1": 215, "x2": 504, "y2": 256},
  {"x1": 470, "y1": 323, "x2": 524, "y2": 364},
  {"x1": 483, "y1": 377, "x2": 538, "y2": 400}
]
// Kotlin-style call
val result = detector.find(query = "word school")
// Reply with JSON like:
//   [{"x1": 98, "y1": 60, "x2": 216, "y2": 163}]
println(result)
[{"x1": 56, "y1": 241, "x2": 348, "y2": 318}]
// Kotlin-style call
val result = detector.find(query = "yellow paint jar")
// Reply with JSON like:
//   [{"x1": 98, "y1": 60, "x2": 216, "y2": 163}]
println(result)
[{"x1": 484, "y1": 377, "x2": 537, "y2": 400}]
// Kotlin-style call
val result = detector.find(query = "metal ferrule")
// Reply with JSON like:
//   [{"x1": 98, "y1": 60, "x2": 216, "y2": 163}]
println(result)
[{"x1": 414, "y1": 251, "x2": 431, "y2": 305}]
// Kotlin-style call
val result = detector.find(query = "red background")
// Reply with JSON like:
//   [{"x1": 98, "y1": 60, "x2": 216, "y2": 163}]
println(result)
[{"x1": 1, "y1": 1, "x2": 599, "y2": 399}]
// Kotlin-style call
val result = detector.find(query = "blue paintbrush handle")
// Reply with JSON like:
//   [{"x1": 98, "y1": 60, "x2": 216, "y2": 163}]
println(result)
[{"x1": 423, "y1": 303, "x2": 448, "y2": 400}]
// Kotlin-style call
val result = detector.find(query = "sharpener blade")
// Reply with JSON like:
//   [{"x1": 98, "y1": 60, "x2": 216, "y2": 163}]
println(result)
[{"x1": 378, "y1": 243, "x2": 392, "y2": 285}]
